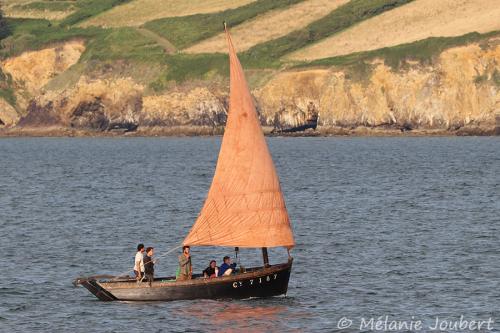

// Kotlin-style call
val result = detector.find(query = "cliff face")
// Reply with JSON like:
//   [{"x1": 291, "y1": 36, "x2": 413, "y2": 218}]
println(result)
[
  {"x1": 257, "y1": 42, "x2": 500, "y2": 132},
  {"x1": 0, "y1": 98, "x2": 19, "y2": 127},
  {"x1": 17, "y1": 77, "x2": 143, "y2": 130},
  {"x1": 1, "y1": 40, "x2": 85, "y2": 112},
  {"x1": 141, "y1": 87, "x2": 227, "y2": 127},
  {"x1": 1, "y1": 38, "x2": 499, "y2": 134}
]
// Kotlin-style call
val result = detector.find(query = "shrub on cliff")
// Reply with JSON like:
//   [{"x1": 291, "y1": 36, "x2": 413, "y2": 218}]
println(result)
[{"x1": 0, "y1": 4, "x2": 11, "y2": 41}]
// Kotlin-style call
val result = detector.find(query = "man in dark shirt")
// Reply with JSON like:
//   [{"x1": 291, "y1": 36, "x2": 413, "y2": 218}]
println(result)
[
  {"x1": 144, "y1": 247, "x2": 155, "y2": 286},
  {"x1": 218, "y1": 256, "x2": 236, "y2": 277}
]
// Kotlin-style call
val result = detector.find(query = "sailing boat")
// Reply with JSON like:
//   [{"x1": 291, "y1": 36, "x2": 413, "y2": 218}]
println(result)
[{"x1": 77, "y1": 25, "x2": 295, "y2": 301}]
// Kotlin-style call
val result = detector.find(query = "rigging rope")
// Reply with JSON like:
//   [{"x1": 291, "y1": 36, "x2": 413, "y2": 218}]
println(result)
[
  {"x1": 110, "y1": 244, "x2": 183, "y2": 281},
  {"x1": 74, "y1": 244, "x2": 183, "y2": 285}
]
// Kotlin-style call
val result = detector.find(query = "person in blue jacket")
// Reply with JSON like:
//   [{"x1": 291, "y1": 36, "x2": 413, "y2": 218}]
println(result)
[{"x1": 217, "y1": 256, "x2": 237, "y2": 277}]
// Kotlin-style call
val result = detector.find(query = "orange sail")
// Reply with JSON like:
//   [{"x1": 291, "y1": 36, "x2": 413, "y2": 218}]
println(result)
[{"x1": 183, "y1": 26, "x2": 295, "y2": 248}]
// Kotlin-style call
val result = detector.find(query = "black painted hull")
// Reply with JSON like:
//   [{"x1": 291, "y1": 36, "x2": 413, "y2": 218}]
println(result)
[{"x1": 80, "y1": 261, "x2": 292, "y2": 302}]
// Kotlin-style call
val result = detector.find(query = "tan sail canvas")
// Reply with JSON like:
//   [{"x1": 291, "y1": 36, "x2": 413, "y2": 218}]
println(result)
[{"x1": 183, "y1": 27, "x2": 294, "y2": 248}]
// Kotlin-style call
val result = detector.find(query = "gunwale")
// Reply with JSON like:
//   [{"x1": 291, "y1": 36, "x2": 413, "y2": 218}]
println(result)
[{"x1": 98, "y1": 261, "x2": 292, "y2": 290}]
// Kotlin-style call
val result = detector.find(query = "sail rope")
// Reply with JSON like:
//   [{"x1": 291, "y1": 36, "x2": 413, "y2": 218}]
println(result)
[
  {"x1": 110, "y1": 244, "x2": 183, "y2": 281},
  {"x1": 73, "y1": 244, "x2": 183, "y2": 285}
]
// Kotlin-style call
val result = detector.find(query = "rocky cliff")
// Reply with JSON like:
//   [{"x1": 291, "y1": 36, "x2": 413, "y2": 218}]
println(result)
[
  {"x1": 257, "y1": 41, "x2": 500, "y2": 134},
  {"x1": 1, "y1": 37, "x2": 499, "y2": 135}
]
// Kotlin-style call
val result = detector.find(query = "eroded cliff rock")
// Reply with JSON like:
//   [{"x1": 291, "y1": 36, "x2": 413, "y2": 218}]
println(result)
[
  {"x1": 141, "y1": 87, "x2": 227, "y2": 127},
  {"x1": 2, "y1": 38, "x2": 499, "y2": 135},
  {"x1": 1, "y1": 40, "x2": 85, "y2": 114},
  {"x1": 18, "y1": 77, "x2": 143, "y2": 131},
  {"x1": 2, "y1": 40, "x2": 85, "y2": 94},
  {"x1": 0, "y1": 98, "x2": 19, "y2": 127},
  {"x1": 256, "y1": 42, "x2": 500, "y2": 132}
]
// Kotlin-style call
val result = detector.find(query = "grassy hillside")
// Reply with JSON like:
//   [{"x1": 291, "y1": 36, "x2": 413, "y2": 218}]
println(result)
[
  {"x1": 1, "y1": 0, "x2": 499, "y2": 107},
  {"x1": 81, "y1": 0, "x2": 257, "y2": 28},
  {"x1": 293, "y1": 30, "x2": 500, "y2": 79},
  {"x1": 288, "y1": 0, "x2": 500, "y2": 60},
  {"x1": 241, "y1": 0, "x2": 413, "y2": 66},
  {"x1": 0, "y1": 18, "x2": 101, "y2": 58},
  {"x1": 60, "y1": 0, "x2": 134, "y2": 26},
  {"x1": 144, "y1": 0, "x2": 304, "y2": 49},
  {"x1": 0, "y1": 68, "x2": 16, "y2": 106},
  {"x1": 2, "y1": 0, "x2": 413, "y2": 85},
  {"x1": 2, "y1": 0, "x2": 75, "y2": 20},
  {"x1": 12, "y1": 2, "x2": 75, "y2": 12},
  {"x1": 185, "y1": 0, "x2": 350, "y2": 54}
]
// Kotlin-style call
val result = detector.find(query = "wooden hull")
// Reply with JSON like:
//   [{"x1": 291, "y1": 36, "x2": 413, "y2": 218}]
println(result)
[{"x1": 80, "y1": 261, "x2": 292, "y2": 302}]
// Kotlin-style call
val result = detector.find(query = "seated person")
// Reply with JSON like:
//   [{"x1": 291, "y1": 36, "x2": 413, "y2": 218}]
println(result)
[
  {"x1": 217, "y1": 256, "x2": 237, "y2": 277},
  {"x1": 202, "y1": 260, "x2": 218, "y2": 278}
]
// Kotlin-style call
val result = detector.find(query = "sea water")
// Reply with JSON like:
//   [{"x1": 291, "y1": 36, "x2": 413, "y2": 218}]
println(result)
[{"x1": 0, "y1": 137, "x2": 499, "y2": 332}]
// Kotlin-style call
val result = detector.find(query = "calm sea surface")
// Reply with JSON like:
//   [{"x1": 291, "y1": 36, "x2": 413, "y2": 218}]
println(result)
[{"x1": 0, "y1": 137, "x2": 499, "y2": 332}]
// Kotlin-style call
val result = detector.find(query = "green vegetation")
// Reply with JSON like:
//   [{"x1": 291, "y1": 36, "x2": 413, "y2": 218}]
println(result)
[
  {"x1": 0, "y1": 87, "x2": 16, "y2": 106},
  {"x1": 146, "y1": 0, "x2": 416, "y2": 78},
  {"x1": 0, "y1": 4, "x2": 9, "y2": 40},
  {"x1": 243, "y1": 0, "x2": 414, "y2": 67},
  {"x1": 296, "y1": 31, "x2": 500, "y2": 70},
  {"x1": 144, "y1": 0, "x2": 304, "y2": 49},
  {"x1": 151, "y1": 53, "x2": 228, "y2": 90},
  {"x1": 80, "y1": 27, "x2": 165, "y2": 63},
  {"x1": 474, "y1": 73, "x2": 488, "y2": 84},
  {"x1": 0, "y1": 0, "x2": 417, "y2": 83},
  {"x1": 0, "y1": 18, "x2": 165, "y2": 63},
  {"x1": 0, "y1": 18, "x2": 101, "y2": 58},
  {"x1": 0, "y1": 68, "x2": 16, "y2": 106},
  {"x1": 13, "y1": 1, "x2": 75, "y2": 12},
  {"x1": 60, "y1": 0, "x2": 133, "y2": 26},
  {"x1": 493, "y1": 70, "x2": 500, "y2": 87},
  {"x1": 1, "y1": 0, "x2": 498, "y2": 88}
]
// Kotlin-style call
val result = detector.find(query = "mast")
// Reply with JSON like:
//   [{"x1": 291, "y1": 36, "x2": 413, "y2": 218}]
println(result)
[{"x1": 262, "y1": 248, "x2": 270, "y2": 267}]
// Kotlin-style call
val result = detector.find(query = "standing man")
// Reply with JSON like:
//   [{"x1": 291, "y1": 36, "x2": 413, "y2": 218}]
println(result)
[
  {"x1": 134, "y1": 243, "x2": 145, "y2": 281},
  {"x1": 177, "y1": 246, "x2": 192, "y2": 281},
  {"x1": 144, "y1": 247, "x2": 155, "y2": 286}
]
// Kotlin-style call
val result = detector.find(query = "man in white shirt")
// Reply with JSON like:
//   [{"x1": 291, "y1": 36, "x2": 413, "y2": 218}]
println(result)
[{"x1": 134, "y1": 243, "x2": 145, "y2": 281}]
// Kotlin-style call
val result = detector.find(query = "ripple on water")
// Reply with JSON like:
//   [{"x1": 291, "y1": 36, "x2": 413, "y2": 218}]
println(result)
[{"x1": 0, "y1": 137, "x2": 499, "y2": 332}]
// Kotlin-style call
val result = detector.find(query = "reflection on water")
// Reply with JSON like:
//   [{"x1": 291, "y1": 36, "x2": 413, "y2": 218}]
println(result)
[
  {"x1": 187, "y1": 302, "x2": 283, "y2": 331},
  {"x1": 173, "y1": 298, "x2": 308, "y2": 332}
]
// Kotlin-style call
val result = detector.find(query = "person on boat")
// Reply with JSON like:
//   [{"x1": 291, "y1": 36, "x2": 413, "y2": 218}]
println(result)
[
  {"x1": 217, "y1": 256, "x2": 237, "y2": 277},
  {"x1": 202, "y1": 260, "x2": 218, "y2": 278},
  {"x1": 144, "y1": 247, "x2": 155, "y2": 286},
  {"x1": 134, "y1": 243, "x2": 145, "y2": 281},
  {"x1": 178, "y1": 246, "x2": 192, "y2": 281}
]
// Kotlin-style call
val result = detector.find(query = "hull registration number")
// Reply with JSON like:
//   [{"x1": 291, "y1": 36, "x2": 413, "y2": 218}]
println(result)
[{"x1": 233, "y1": 273, "x2": 278, "y2": 288}]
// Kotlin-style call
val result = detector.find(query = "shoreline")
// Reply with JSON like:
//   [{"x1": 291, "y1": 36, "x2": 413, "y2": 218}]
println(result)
[{"x1": 0, "y1": 125, "x2": 497, "y2": 138}]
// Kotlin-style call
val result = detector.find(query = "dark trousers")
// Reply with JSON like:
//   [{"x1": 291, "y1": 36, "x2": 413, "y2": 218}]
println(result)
[{"x1": 145, "y1": 273, "x2": 154, "y2": 286}]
